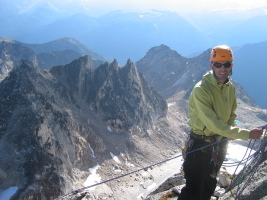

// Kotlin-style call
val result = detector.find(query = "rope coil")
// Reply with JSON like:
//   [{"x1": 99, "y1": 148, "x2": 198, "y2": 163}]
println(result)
[{"x1": 229, "y1": 127, "x2": 267, "y2": 200}]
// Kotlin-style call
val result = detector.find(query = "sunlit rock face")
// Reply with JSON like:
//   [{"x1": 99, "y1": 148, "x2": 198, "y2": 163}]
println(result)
[
  {"x1": 136, "y1": 44, "x2": 210, "y2": 99},
  {"x1": 0, "y1": 56, "x2": 168, "y2": 199}
]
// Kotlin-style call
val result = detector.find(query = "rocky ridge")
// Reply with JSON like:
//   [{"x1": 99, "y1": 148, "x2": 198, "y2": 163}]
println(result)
[
  {"x1": 0, "y1": 37, "x2": 105, "y2": 81},
  {"x1": 0, "y1": 39, "x2": 38, "y2": 81},
  {"x1": 0, "y1": 56, "x2": 187, "y2": 200},
  {"x1": 136, "y1": 44, "x2": 210, "y2": 99},
  {"x1": 49, "y1": 55, "x2": 168, "y2": 133}
]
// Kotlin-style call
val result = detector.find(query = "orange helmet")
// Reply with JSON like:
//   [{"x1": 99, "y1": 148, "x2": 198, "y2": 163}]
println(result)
[{"x1": 210, "y1": 45, "x2": 234, "y2": 62}]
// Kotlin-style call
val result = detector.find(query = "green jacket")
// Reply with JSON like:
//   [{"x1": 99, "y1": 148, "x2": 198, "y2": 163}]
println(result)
[{"x1": 187, "y1": 70, "x2": 250, "y2": 141}]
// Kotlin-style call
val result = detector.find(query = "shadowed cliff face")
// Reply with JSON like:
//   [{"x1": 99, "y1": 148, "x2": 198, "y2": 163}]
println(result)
[
  {"x1": 0, "y1": 41, "x2": 38, "y2": 81},
  {"x1": 0, "y1": 60, "x2": 92, "y2": 199},
  {"x1": 0, "y1": 56, "x2": 171, "y2": 199},
  {"x1": 50, "y1": 56, "x2": 167, "y2": 133}
]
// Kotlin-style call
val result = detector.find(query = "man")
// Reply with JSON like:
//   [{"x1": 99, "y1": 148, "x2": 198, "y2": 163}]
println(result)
[{"x1": 178, "y1": 45, "x2": 263, "y2": 200}]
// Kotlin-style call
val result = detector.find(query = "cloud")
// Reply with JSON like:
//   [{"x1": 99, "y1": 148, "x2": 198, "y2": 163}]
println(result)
[
  {"x1": 71, "y1": 0, "x2": 267, "y2": 15},
  {"x1": 47, "y1": 2, "x2": 59, "y2": 11},
  {"x1": 14, "y1": 0, "x2": 41, "y2": 14}
]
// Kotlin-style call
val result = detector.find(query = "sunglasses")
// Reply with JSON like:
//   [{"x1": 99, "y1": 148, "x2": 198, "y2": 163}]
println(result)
[{"x1": 213, "y1": 62, "x2": 232, "y2": 68}]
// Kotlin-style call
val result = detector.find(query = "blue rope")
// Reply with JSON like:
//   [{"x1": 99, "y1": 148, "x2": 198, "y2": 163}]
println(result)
[
  {"x1": 230, "y1": 128, "x2": 267, "y2": 200},
  {"x1": 55, "y1": 126, "x2": 267, "y2": 200},
  {"x1": 235, "y1": 138, "x2": 267, "y2": 199},
  {"x1": 223, "y1": 140, "x2": 255, "y2": 168},
  {"x1": 54, "y1": 137, "x2": 228, "y2": 199}
]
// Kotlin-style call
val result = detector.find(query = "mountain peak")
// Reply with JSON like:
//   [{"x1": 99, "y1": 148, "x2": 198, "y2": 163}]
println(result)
[
  {"x1": 0, "y1": 37, "x2": 15, "y2": 43},
  {"x1": 145, "y1": 44, "x2": 182, "y2": 58},
  {"x1": 124, "y1": 59, "x2": 138, "y2": 75},
  {"x1": 57, "y1": 37, "x2": 83, "y2": 45},
  {"x1": 49, "y1": 56, "x2": 167, "y2": 132}
]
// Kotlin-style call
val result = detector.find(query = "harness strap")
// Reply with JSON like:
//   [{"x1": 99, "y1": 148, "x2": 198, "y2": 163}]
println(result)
[
  {"x1": 190, "y1": 131, "x2": 220, "y2": 159},
  {"x1": 190, "y1": 130, "x2": 219, "y2": 141},
  {"x1": 190, "y1": 131, "x2": 223, "y2": 178}
]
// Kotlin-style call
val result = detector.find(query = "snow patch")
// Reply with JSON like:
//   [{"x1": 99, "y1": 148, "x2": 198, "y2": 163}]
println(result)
[
  {"x1": 147, "y1": 129, "x2": 153, "y2": 136},
  {"x1": 168, "y1": 102, "x2": 175, "y2": 107},
  {"x1": 107, "y1": 126, "x2": 113, "y2": 132},
  {"x1": 126, "y1": 161, "x2": 135, "y2": 167},
  {"x1": 114, "y1": 168, "x2": 122, "y2": 173},
  {"x1": 141, "y1": 172, "x2": 150, "y2": 177},
  {"x1": 88, "y1": 143, "x2": 96, "y2": 158},
  {"x1": 84, "y1": 164, "x2": 101, "y2": 190},
  {"x1": 147, "y1": 182, "x2": 157, "y2": 192},
  {"x1": 110, "y1": 152, "x2": 121, "y2": 163}
]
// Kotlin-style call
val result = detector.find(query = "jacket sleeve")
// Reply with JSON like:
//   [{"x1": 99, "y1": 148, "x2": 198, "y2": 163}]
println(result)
[{"x1": 191, "y1": 86, "x2": 249, "y2": 140}]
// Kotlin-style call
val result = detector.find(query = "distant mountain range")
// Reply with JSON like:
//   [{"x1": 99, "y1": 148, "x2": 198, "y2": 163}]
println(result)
[
  {"x1": 232, "y1": 41, "x2": 267, "y2": 109},
  {"x1": 3, "y1": 11, "x2": 209, "y2": 63},
  {"x1": 1, "y1": 36, "x2": 267, "y2": 109},
  {"x1": 0, "y1": 37, "x2": 105, "y2": 80},
  {"x1": 19, "y1": 37, "x2": 106, "y2": 61},
  {"x1": 1, "y1": 5, "x2": 267, "y2": 64}
]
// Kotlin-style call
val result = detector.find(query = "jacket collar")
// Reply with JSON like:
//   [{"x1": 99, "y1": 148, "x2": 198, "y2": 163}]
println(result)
[{"x1": 203, "y1": 70, "x2": 231, "y2": 88}]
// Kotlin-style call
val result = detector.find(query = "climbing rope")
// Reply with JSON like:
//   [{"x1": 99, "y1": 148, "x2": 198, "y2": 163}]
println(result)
[
  {"x1": 54, "y1": 125, "x2": 267, "y2": 200},
  {"x1": 229, "y1": 125, "x2": 267, "y2": 200},
  {"x1": 54, "y1": 138, "x2": 228, "y2": 200},
  {"x1": 221, "y1": 140, "x2": 255, "y2": 169}
]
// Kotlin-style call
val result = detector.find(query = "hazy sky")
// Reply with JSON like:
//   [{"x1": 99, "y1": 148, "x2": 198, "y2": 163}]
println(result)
[
  {"x1": 77, "y1": 0, "x2": 267, "y2": 15},
  {"x1": 6, "y1": 0, "x2": 267, "y2": 16}
]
